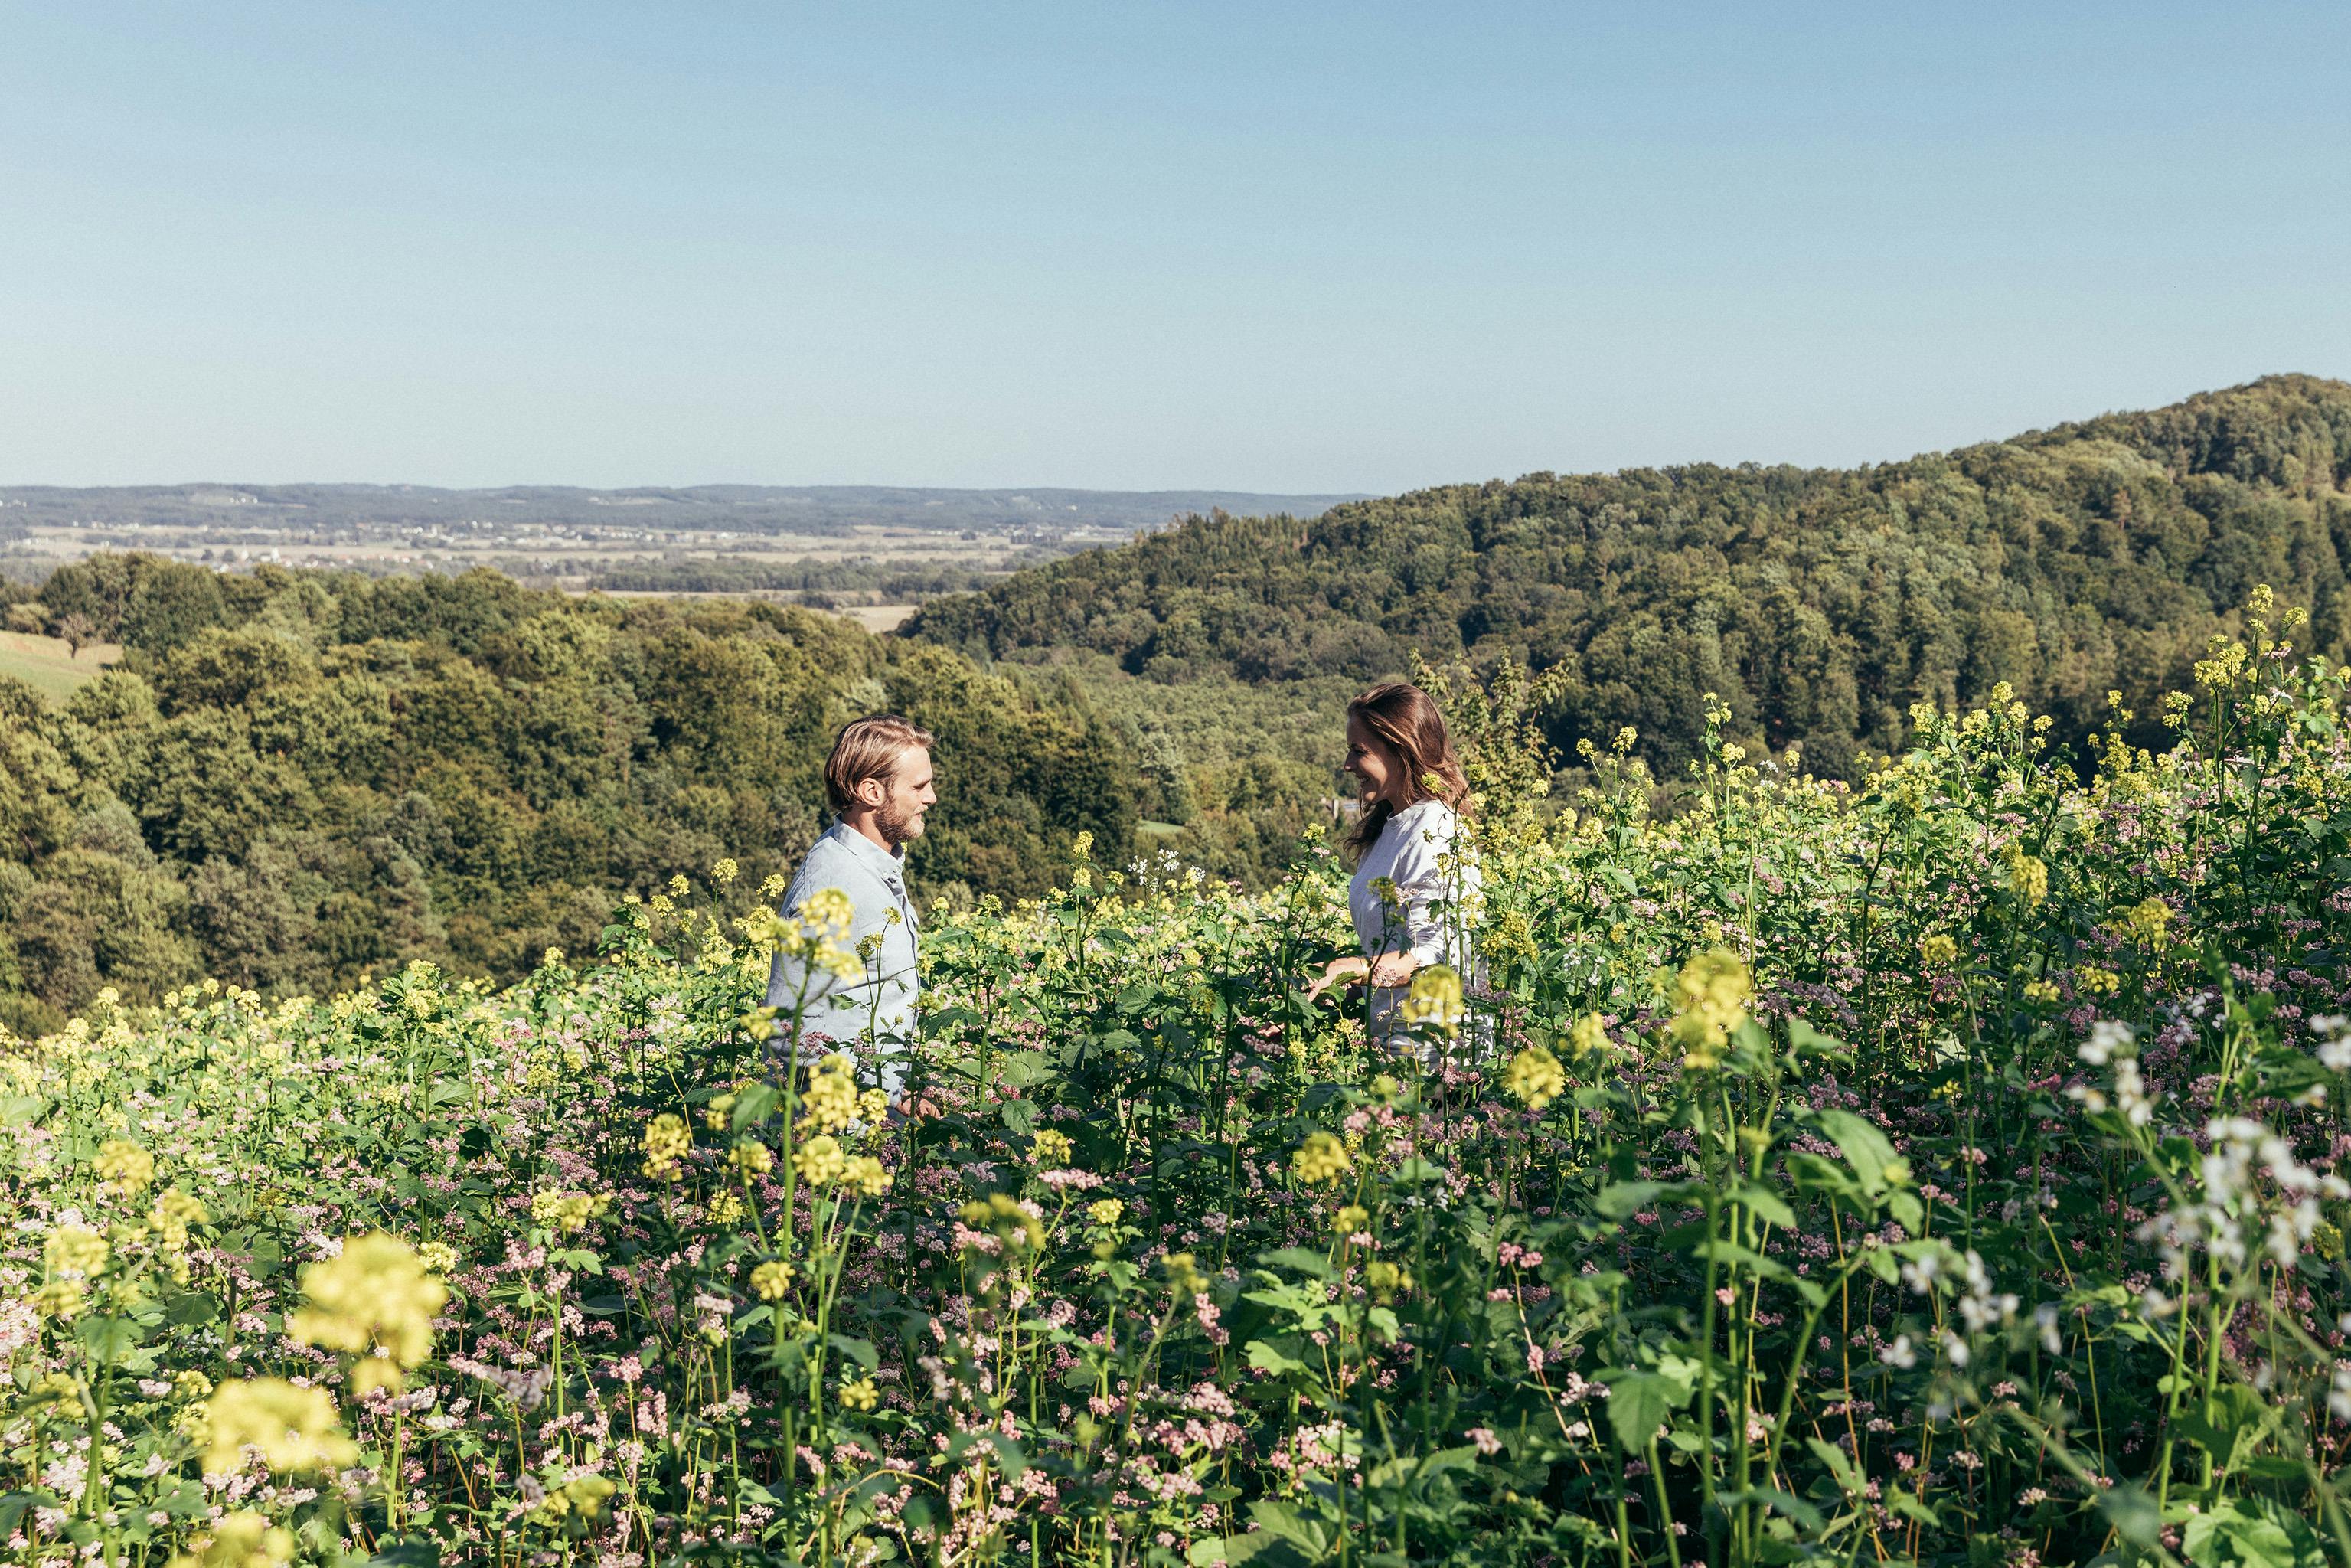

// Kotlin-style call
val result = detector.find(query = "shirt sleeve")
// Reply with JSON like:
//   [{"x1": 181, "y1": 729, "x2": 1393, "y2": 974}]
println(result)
[
  {"x1": 764, "y1": 851, "x2": 891, "y2": 1037},
  {"x1": 1389, "y1": 810, "x2": 1478, "y2": 967}
]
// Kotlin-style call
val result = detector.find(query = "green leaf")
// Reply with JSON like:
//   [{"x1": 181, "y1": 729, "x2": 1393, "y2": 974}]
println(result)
[
  {"x1": 163, "y1": 1291, "x2": 220, "y2": 1327},
  {"x1": 2095, "y1": 1482, "x2": 2160, "y2": 1549},
  {"x1": 1692, "y1": 1239, "x2": 1791, "y2": 1279},
  {"x1": 1719, "y1": 1485, "x2": 1822, "y2": 1531},
  {"x1": 1784, "y1": 1152, "x2": 1860, "y2": 1199},
  {"x1": 1785, "y1": 1019, "x2": 1847, "y2": 1059},
  {"x1": 827, "y1": 1333, "x2": 879, "y2": 1370},
  {"x1": 1734, "y1": 1180, "x2": 1798, "y2": 1230},
  {"x1": 2182, "y1": 1496, "x2": 2325, "y2": 1568},
  {"x1": 1605, "y1": 1370, "x2": 1679, "y2": 1453},
  {"x1": 730, "y1": 1081, "x2": 779, "y2": 1132},
  {"x1": 0, "y1": 1494, "x2": 47, "y2": 1539},
  {"x1": 1247, "y1": 1500, "x2": 1330, "y2": 1556},
  {"x1": 1595, "y1": 1181, "x2": 1665, "y2": 1220},
  {"x1": 1257, "y1": 1246, "x2": 1335, "y2": 1279},
  {"x1": 74, "y1": 1315, "x2": 142, "y2": 1364},
  {"x1": 1814, "y1": 1109, "x2": 1900, "y2": 1191},
  {"x1": 1244, "y1": 1338, "x2": 1308, "y2": 1375},
  {"x1": 1805, "y1": 1436, "x2": 1865, "y2": 1497},
  {"x1": 0, "y1": 1096, "x2": 52, "y2": 1127}
]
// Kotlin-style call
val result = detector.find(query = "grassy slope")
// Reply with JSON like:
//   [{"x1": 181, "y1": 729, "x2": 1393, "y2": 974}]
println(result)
[{"x1": 0, "y1": 630, "x2": 119, "y2": 701}]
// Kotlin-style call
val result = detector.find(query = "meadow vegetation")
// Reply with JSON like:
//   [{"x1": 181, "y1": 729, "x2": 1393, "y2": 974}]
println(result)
[{"x1": 6, "y1": 590, "x2": 2351, "y2": 1566}]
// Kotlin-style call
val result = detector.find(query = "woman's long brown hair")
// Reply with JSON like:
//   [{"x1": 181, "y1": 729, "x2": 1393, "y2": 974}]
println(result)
[{"x1": 1344, "y1": 683, "x2": 1469, "y2": 857}]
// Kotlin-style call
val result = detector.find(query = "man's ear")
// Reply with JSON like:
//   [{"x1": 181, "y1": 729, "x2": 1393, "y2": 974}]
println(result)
[{"x1": 855, "y1": 776, "x2": 889, "y2": 809}]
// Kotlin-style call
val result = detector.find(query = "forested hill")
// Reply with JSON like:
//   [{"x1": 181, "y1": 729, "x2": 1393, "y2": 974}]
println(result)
[
  {"x1": 0, "y1": 565, "x2": 1135, "y2": 1034},
  {"x1": 908, "y1": 374, "x2": 2351, "y2": 775}
]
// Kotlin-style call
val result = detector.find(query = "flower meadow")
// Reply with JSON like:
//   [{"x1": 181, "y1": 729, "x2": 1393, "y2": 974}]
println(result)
[{"x1": 11, "y1": 596, "x2": 2351, "y2": 1568}]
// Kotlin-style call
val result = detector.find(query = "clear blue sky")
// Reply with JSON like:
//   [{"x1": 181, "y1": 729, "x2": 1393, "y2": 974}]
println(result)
[{"x1": 4, "y1": 2, "x2": 2346, "y2": 493}]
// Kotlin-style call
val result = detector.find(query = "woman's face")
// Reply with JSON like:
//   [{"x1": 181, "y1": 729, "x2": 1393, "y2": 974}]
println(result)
[{"x1": 1344, "y1": 714, "x2": 1402, "y2": 806}]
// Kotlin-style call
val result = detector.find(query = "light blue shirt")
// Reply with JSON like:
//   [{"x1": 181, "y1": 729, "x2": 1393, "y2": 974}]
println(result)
[{"x1": 766, "y1": 822, "x2": 920, "y2": 1082}]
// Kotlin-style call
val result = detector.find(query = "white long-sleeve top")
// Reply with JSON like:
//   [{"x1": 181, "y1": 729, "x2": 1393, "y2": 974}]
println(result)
[{"x1": 1348, "y1": 799, "x2": 1481, "y2": 1036}]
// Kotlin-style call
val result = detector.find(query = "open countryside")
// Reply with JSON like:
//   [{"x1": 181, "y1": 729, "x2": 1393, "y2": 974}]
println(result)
[{"x1": 5, "y1": 377, "x2": 2351, "y2": 1564}]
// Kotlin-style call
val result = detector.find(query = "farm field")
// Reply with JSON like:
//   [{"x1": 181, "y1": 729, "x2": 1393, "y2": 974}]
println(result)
[
  {"x1": 5, "y1": 599, "x2": 2351, "y2": 1567},
  {"x1": 0, "y1": 630, "x2": 118, "y2": 702}
]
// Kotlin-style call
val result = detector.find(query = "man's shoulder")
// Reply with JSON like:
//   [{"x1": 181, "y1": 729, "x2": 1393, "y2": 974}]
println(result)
[{"x1": 785, "y1": 831, "x2": 894, "y2": 906}]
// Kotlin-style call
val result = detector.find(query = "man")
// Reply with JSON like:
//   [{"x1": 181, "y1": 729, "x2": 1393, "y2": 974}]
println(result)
[{"x1": 766, "y1": 714, "x2": 936, "y2": 1096}]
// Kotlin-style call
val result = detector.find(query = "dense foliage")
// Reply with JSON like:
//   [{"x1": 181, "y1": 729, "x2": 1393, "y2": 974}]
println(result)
[
  {"x1": 910, "y1": 375, "x2": 2351, "y2": 779},
  {"x1": 0, "y1": 560, "x2": 1135, "y2": 1034},
  {"x1": 8, "y1": 593, "x2": 2351, "y2": 1566}
]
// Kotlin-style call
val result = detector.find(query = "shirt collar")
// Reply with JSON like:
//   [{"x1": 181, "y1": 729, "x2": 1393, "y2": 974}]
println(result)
[{"x1": 826, "y1": 820, "x2": 906, "y2": 884}]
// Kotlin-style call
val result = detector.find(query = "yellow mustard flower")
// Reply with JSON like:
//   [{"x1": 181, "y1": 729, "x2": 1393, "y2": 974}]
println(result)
[
  {"x1": 1162, "y1": 1251, "x2": 1209, "y2": 1295},
  {"x1": 795, "y1": 1134, "x2": 848, "y2": 1186},
  {"x1": 2003, "y1": 846, "x2": 2049, "y2": 909},
  {"x1": 45, "y1": 1223, "x2": 109, "y2": 1280},
  {"x1": 1401, "y1": 964, "x2": 1467, "y2": 1034},
  {"x1": 799, "y1": 887, "x2": 856, "y2": 936},
  {"x1": 201, "y1": 1379, "x2": 359, "y2": 1475},
  {"x1": 642, "y1": 1112, "x2": 691, "y2": 1180},
  {"x1": 841, "y1": 1155, "x2": 891, "y2": 1197},
  {"x1": 95, "y1": 1138, "x2": 155, "y2": 1195},
  {"x1": 1568, "y1": 1014, "x2": 1611, "y2": 1059},
  {"x1": 1670, "y1": 948, "x2": 1751, "y2": 1071},
  {"x1": 1292, "y1": 1132, "x2": 1351, "y2": 1186},
  {"x1": 803, "y1": 1055, "x2": 859, "y2": 1133},
  {"x1": 286, "y1": 1233, "x2": 447, "y2": 1391},
  {"x1": 1504, "y1": 1044, "x2": 1567, "y2": 1111},
  {"x1": 165, "y1": 1510, "x2": 295, "y2": 1568},
  {"x1": 2121, "y1": 896, "x2": 2173, "y2": 953}
]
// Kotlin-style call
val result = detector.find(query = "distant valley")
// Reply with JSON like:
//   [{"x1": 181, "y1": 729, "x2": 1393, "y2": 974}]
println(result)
[{"x1": 0, "y1": 482, "x2": 1364, "y2": 622}]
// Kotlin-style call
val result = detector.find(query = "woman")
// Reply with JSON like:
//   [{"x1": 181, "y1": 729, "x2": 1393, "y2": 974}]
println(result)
[{"x1": 1305, "y1": 682, "x2": 1482, "y2": 1049}]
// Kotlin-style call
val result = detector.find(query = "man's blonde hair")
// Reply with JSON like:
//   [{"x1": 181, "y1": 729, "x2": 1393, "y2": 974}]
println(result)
[{"x1": 824, "y1": 714, "x2": 934, "y2": 815}]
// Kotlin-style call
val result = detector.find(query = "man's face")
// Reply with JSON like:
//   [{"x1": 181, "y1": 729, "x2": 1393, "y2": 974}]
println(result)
[{"x1": 870, "y1": 746, "x2": 937, "y2": 848}]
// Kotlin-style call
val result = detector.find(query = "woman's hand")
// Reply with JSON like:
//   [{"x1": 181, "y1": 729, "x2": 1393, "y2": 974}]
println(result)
[
  {"x1": 1366, "y1": 952, "x2": 1420, "y2": 989},
  {"x1": 1304, "y1": 955, "x2": 1370, "y2": 1003}
]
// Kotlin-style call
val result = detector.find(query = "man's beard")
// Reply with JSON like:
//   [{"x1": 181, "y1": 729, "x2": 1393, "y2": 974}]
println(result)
[{"x1": 877, "y1": 797, "x2": 925, "y2": 848}]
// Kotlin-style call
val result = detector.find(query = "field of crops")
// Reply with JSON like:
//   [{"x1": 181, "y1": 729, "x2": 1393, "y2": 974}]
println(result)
[{"x1": 7, "y1": 593, "x2": 2351, "y2": 1568}]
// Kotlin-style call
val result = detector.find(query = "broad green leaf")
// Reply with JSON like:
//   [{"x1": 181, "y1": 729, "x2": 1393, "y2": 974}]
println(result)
[
  {"x1": 1606, "y1": 1369, "x2": 1678, "y2": 1453},
  {"x1": 2182, "y1": 1496, "x2": 2324, "y2": 1568},
  {"x1": 2095, "y1": 1483, "x2": 2160, "y2": 1548},
  {"x1": 1805, "y1": 1436, "x2": 1864, "y2": 1496},
  {"x1": 1595, "y1": 1181, "x2": 1665, "y2": 1220},
  {"x1": 827, "y1": 1333, "x2": 878, "y2": 1370},
  {"x1": 1244, "y1": 1338, "x2": 1307, "y2": 1375},
  {"x1": 729, "y1": 1081, "x2": 779, "y2": 1131},
  {"x1": 1256, "y1": 1246, "x2": 1335, "y2": 1279},
  {"x1": 1814, "y1": 1109, "x2": 1900, "y2": 1192},
  {"x1": 1734, "y1": 1180, "x2": 1798, "y2": 1230}
]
